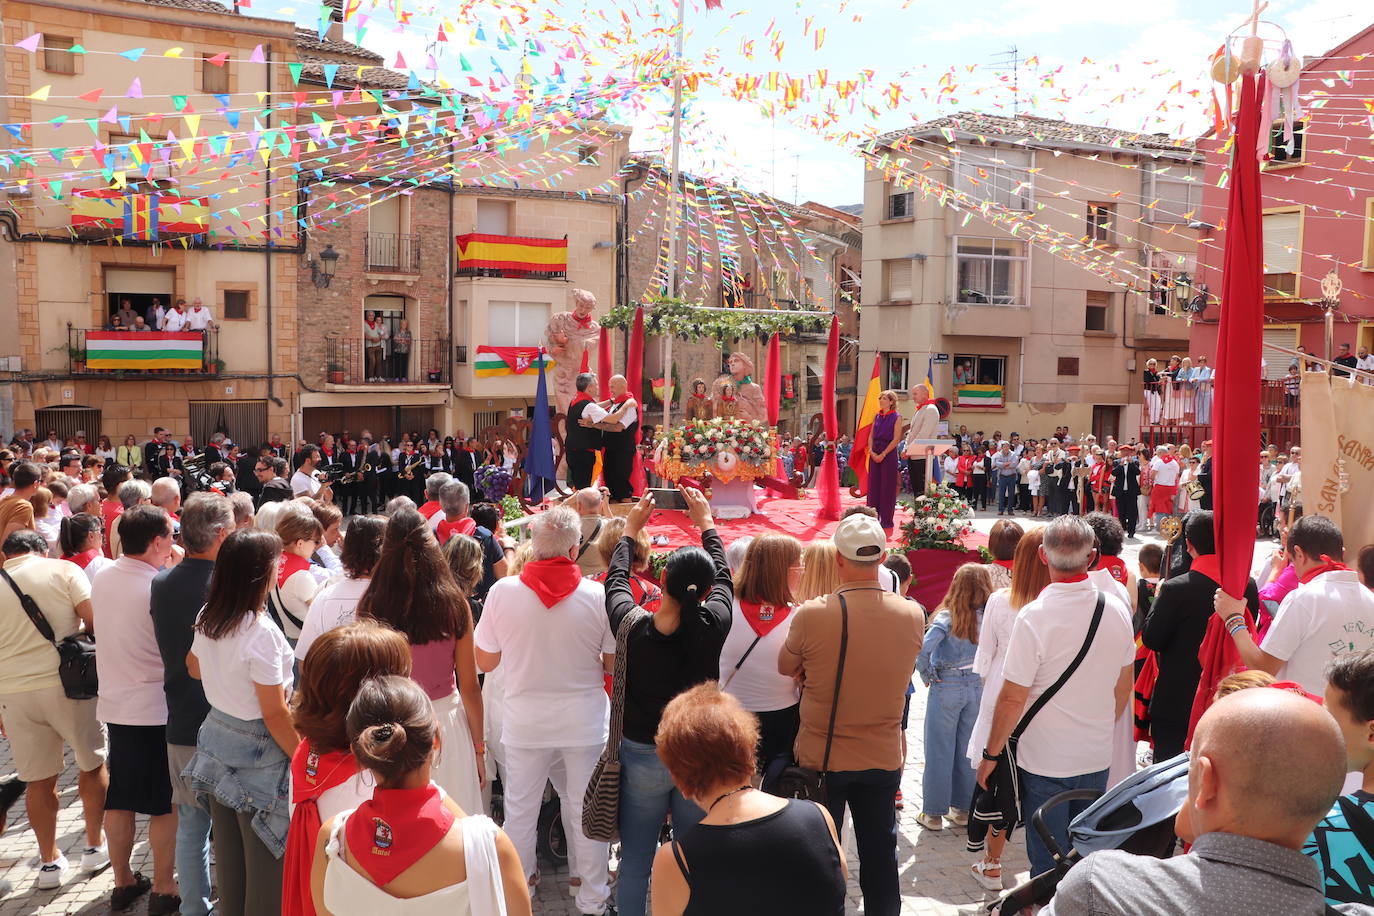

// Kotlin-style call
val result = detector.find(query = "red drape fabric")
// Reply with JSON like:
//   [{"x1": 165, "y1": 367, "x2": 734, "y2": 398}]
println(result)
[
  {"x1": 1187, "y1": 72, "x2": 1267, "y2": 743},
  {"x1": 765, "y1": 332, "x2": 781, "y2": 427},
  {"x1": 598, "y1": 326, "x2": 611, "y2": 400},
  {"x1": 628, "y1": 307, "x2": 646, "y2": 495},
  {"x1": 815, "y1": 314, "x2": 841, "y2": 520}
]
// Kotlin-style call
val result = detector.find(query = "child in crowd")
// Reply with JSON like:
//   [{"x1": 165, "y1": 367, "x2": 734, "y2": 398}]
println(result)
[{"x1": 1135, "y1": 542, "x2": 1163, "y2": 636}]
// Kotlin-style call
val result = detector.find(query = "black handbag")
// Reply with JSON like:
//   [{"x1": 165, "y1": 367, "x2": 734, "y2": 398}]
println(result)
[
  {"x1": 776, "y1": 591, "x2": 855, "y2": 804},
  {"x1": 2, "y1": 568, "x2": 98, "y2": 701}
]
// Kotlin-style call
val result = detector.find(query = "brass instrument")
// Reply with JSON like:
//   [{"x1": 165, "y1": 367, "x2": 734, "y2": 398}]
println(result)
[
  {"x1": 1182, "y1": 478, "x2": 1206, "y2": 501},
  {"x1": 350, "y1": 460, "x2": 372, "y2": 484},
  {"x1": 401, "y1": 456, "x2": 424, "y2": 479}
]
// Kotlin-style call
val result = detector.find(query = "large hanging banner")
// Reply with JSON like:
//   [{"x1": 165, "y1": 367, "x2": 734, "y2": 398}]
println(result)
[
  {"x1": 454, "y1": 233, "x2": 568, "y2": 273},
  {"x1": 70, "y1": 189, "x2": 209, "y2": 240},
  {"x1": 1302, "y1": 372, "x2": 1374, "y2": 548},
  {"x1": 473, "y1": 345, "x2": 554, "y2": 377},
  {"x1": 86, "y1": 331, "x2": 203, "y2": 369}
]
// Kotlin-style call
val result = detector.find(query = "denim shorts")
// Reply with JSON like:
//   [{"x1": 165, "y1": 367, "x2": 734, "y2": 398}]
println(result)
[{"x1": 182, "y1": 708, "x2": 292, "y2": 857}]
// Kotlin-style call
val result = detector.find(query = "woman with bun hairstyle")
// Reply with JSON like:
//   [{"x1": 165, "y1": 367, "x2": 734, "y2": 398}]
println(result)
[
  {"x1": 357, "y1": 508, "x2": 484, "y2": 817},
  {"x1": 310, "y1": 676, "x2": 531, "y2": 916},
  {"x1": 611, "y1": 487, "x2": 734, "y2": 916},
  {"x1": 60, "y1": 512, "x2": 113, "y2": 583},
  {"x1": 184, "y1": 529, "x2": 299, "y2": 916},
  {"x1": 284, "y1": 622, "x2": 413, "y2": 916}
]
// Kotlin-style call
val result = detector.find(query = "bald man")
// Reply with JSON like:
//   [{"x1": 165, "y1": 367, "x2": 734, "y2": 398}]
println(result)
[
  {"x1": 1045, "y1": 689, "x2": 1367, "y2": 915},
  {"x1": 582, "y1": 374, "x2": 638, "y2": 502},
  {"x1": 571, "y1": 486, "x2": 610, "y2": 576}
]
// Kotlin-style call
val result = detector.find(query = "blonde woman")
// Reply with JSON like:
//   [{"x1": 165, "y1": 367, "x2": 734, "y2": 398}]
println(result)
[
  {"x1": 794, "y1": 540, "x2": 838, "y2": 603},
  {"x1": 865, "y1": 390, "x2": 902, "y2": 533},
  {"x1": 116, "y1": 435, "x2": 143, "y2": 471}
]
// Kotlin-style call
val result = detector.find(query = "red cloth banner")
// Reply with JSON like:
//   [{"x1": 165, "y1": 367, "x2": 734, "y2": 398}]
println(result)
[
  {"x1": 627, "y1": 307, "x2": 646, "y2": 495},
  {"x1": 598, "y1": 327, "x2": 612, "y2": 400},
  {"x1": 765, "y1": 332, "x2": 781, "y2": 427},
  {"x1": 453, "y1": 233, "x2": 567, "y2": 273},
  {"x1": 815, "y1": 314, "x2": 841, "y2": 521}
]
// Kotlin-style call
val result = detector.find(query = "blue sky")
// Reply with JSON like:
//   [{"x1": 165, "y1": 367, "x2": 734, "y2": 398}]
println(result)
[{"x1": 253, "y1": 0, "x2": 1368, "y2": 207}]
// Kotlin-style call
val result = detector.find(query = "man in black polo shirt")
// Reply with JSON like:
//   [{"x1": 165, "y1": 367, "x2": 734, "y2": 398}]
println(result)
[{"x1": 564, "y1": 372, "x2": 603, "y2": 490}]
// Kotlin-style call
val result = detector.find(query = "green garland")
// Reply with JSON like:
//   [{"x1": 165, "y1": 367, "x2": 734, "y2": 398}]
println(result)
[{"x1": 602, "y1": 296, "x2": 829, "y2": 341}]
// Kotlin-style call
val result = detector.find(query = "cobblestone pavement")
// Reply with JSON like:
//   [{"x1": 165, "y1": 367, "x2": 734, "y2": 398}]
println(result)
[{"x1": 0, "y1": 507, "x2": 1246, "y2": 915}]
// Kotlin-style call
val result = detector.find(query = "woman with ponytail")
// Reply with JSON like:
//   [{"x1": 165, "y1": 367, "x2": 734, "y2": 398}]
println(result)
[
  {"x1": 309, "y1": 676, "x2": 529, "y2": 916},
  {"x1": 60, "y1": 512, "x2": 112, "y2": 583},
  {"x1": 611, "y1": 485, "x2": 734, "y2": 916},
  {"x1": 357, "y1": 508, "x2": 484, "y2": 818}
]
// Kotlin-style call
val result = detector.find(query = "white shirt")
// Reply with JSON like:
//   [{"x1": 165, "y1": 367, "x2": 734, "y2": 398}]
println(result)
[
  {"x1": 1278, "y1": 461, "x2": 1301, "y2": 497},
  {"x1": 79, "y1": 553, "x2": 115, "y2": 585},
  {"x1": 1088, "y1": 567, "x2": 1132, "y2": 611},
  {"x1": 295, "y1": 576, "x2": 371, "y2": 661},
  {"x1": 162, "y1": 309, "x2": 188, "y2": 332},
  {"x1": 582, "y1": 402, "x2": 609, "y2": 424},
  {"x1": 719, "y1": 600, "x2": 800, "y2": 713},
  {"x1": 879, "y1": 565, "x2": 901, "y2": 594},
  {"x1": 192, "y1": 612, "x2": 294, "y2": 721},
  {"x1": 291, "y1": 469, "x2": 321, "y2": 498},
  {"x1": 969, "y1": 588, "x2": 1017, "y2": 765},
  {"x1": 609, "y1": 399, "x2": 638, "y2": 429},
  {"x1": 92, "y1": 556, "x2": 167, "y2": 726},
  {"x1": 1148, "y1": 456, "x2": 1181, "y2": 487},
  {"x1": 1357, "y1": 354, "x2": 1374, "y2": 384},
  {"x1": 1261, "y1": 570, "x2": 1374, "y2": 695},
  {"x1": 473, "y1": 577, "x2": 613, "y2": 748},
  {"x1": 1000, "y1": 580, "x2": 1135, "y2": 778},
  {"x1": 184, "y1": 307, "x2": 213, "y2": 330}
]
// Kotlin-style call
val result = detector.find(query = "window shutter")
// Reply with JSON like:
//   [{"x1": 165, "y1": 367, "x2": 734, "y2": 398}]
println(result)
[
  {"x1": 1262, "y1": 327, "x2": 1297, "y2": 379},
  {"x1": 1262, "y1": 212, "x2": 1301, "y2": 273},
  {"x1": 887, "y1": 259, "x2": 912, "y2": 301}
]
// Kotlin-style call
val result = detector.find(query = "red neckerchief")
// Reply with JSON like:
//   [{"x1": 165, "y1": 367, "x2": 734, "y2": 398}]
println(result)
[
  {"x1": 1189, "y1": 553, "x2": 1221, "y2": 585},
  {"x1": 720, "y1": 395, "x2": 737, "y2": 403},
  {"x1": 1157, "y1": 454, "x2": 1177, "y2": 464},
  {"x1": 1299, "y1": 557, "x2": 1351, "y2": 585},
  {"x1": 1099, "y1": 555, "x2": 1128, "y2": 585},
  {"x1": 344, "y1": 784, "x2": 454, "y2": 888},
  {"x1": 739, "y1": 599, "x2": 794, "y2": 637},
  {"x1": 572, "y1": 391, "x2": 594, "y2": 407},
  {"x1": 572, "y1": 312, "x2": 593, "y2": 329},
  {"x1": 612, "y1": 393, "x2": 631, "y2": 406},
  {"x1": 65, "y1": 548, "x2": 100, "y2": 569},
  {"x1": 436, "y1": 516, "x2": 476, "y2": 544},
  {"x1": 1055, "y1": 572, "x2": 1091, "y2": 584},
  {"x1": 278, "y1": 552, "x2": 312, "y2": 587},
  {"x1": 366, "y1": 319, "x2": 377, "y2": 329},
  {"x1": 520, "y1": 556, "x2": 583, "y2": 608},
  {"x1": 993, "y1": 559, "x2": 1014, "y2": 571},
  {"x1": 284, "y1": 744, "x2": 359, "y2": 916},
  {"x1": 592, "y1": 571, "x2": 661, "y2": 611},
  {"x1": 417, "y1": 500, "x2": 442, "y2": 520},
  {"x1": 690, "y1": 392, "x2": 707, "y2": 400}
]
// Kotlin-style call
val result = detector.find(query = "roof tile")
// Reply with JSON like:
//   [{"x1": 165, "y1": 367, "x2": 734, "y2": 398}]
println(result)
[{"x1": 876, "y1": 112, "x2": 1196, "y2": 157}]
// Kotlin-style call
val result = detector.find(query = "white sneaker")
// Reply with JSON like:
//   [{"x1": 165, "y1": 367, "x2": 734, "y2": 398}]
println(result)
[
  {"x1": 916, "y1": 812, "x2": 944, "y2": 831},
  {"x1": 81, "y1": 844, "x2": 110, "y2": 874},
  {"x1": 36, "y1": 855, "x2": 68, "y2": 890},
  {"x1": 946, "y1": 808, "x2": 970, "y2": 827}
]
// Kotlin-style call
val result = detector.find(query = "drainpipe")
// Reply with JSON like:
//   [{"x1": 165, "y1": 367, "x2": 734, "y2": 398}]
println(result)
[{"x1": 264, "y1": 43, "x2": 282, "y2": 412}]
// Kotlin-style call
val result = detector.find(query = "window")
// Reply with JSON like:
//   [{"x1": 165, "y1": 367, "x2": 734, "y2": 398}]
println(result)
[
  {"x1": 475, "y1": 199, "x2": 511, "y2": 235},
  {"x1": 201, "y1": 54, "x2": 230, "y2": 95},
  {"x1": 805, "y1": 365, "x2": 822, "y2": 400},
  {"x1": 881, "y1": 353, "x2": 908, "y2": 391},
  {"x1": 1364, "y1": 198, "x2": 1374, "y2": 270},
  {"x1": 1267, "y1": 120, "x2": 1304, "y2": 165},
  {"x1": 955, "y1": 238, "x2": 1026, "y2": 305},
  {"x1": 43, "y1": 35, "x2": 76, "y2": 75},
  {"x1": 887, "y1": 190, "x2": 914, "y2": 219},
  {"x1": 577, "y1": 145, "x2": 599, "y2": 165},
  {"x1": 1147, "y1": 250, "x2": 1195, "y2": 314},
  {"x1": 1144, "y1": 164, "x2": 1202, "y2": 224},
  {"x1": 1058, "y1": 357, "x2": 1080, "y2": 376},
  {"x1": 954, "y1": 147, "x2": 1031, "y2": 210},
  {"x1": 487, "y1": 300, "x2": 549, "y2": 347},
  {"x1": 1085, "y1": 290, "x2": 1110, "y2": 332},
  {"x1": 223, "y1": 290, "x2": 249, "y2": 320},
  {"x1": 1262, "y1": 210, "x2": 1301, "y2": 298},
  {"x1": 1086, "y1": 204, "x2": 1116, "y2": 246},
  {"x1": 885, "y1": 258, "x2": 913, "y2": 301},
  {"x1": 108, "y1": 132, "x2": 173, "y2": 182},
  {"x1": 953, "y1": 354, "x2": 1005, "y2": 387}
]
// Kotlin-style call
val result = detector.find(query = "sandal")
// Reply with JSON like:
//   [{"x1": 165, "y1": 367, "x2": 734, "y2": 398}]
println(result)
[
  {"x1": 970, "y1": 859, "x2": 1003, "y2": 891},
  {"x1": 148, "y1": 892, "x2": 182, "y2": 916},
  {"x1": 110, "y1": 873, "x2": 151, "y2": 912}
]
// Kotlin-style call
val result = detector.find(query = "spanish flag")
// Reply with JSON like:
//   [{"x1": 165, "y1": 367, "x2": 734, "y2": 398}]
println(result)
[{"x1": 849, "y1": 355, "x2": 882, "y2": 495}]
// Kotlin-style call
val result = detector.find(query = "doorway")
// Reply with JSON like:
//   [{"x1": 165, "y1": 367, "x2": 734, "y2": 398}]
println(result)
[{"x1": 1092, "y1": 405, "x2": 1121, "y2": 444}]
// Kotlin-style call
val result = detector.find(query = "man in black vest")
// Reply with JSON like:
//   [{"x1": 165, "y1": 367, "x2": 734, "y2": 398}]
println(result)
[
  {"x1": 565, "y1": 372, "x2": 603, "y2": 490},
  {"x1": 581, "y1": 373, "x2": 639, "y2": 502},
  {"x1": 1110, "y1": 444, "x2": 1142, "y2": 537}
]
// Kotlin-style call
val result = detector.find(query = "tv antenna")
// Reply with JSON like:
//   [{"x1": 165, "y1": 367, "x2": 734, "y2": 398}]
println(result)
[{"x1": 991, "y1": 45, "x2": 1022, "y2": 116}]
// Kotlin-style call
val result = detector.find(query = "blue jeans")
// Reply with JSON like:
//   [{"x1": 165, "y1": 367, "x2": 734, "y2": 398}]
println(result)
[
  {"x1": 921, "y1": 670, "x2": 981, "y2": 815},
  {"x1": 617, "y1": 738, "x2": 704, "y2": 916},
  {"x1": 823, "y1": 768, "x2": 902, "y2": 916},
  {"x1": 997, "y1": 475, "x2": 1018, "y2": 512},
  {"x1": 176, "y1": 801, "x2": 214, "y2": 916},
  {"x1": 1018, "y1": 766, "x2": 1109, "y2": 877}
]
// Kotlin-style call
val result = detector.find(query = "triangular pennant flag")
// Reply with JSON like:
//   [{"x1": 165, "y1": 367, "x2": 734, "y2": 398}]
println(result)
[
  {"x1": 126, "y1": 77, "x2": 142, "y2": 98},
  {"x1": 164, "y1": 46, "x2": 184, "y2": 58},
  {"x1": 78, "y1": 88, "x2": 103, "y2": 103},
  {"x1": 171, "y1": 95, "x2": 188, "y2": 111},
  {"x1": 2, "y1": 125, "x2": 23, "y2": 141},
  {"x1": 27, "y1": 85, "x2": 50, "y2": 101},
  {"x1": 249, "y1": 44, "x2": 265, "y2": 63},
  {"x1": 287, "y1": 62, "x2": 303, "y2": 84},
  {"x1": 394, "y1": 51, "x2": 406, "y2": 69},
  {"x1": 16, "y1": 33, "x2": 41, "y2": 53},
  {"x1": 100, "y1": 105, "x2": 119, "y2": 123},
  {"x1": 119, "y1": 48, "x2": 145, "y2": 62},
  {"x1": 322, "y1": 63, "x2": 339, "y2": 87},
  {"x1": 207, "y1": 52, "x2": 229, "y2": 66}
]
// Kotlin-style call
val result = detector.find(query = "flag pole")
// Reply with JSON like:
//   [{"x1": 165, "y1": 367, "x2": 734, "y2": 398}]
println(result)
[{"x1": 661, "y1": 0, "x2": 686, "y2": 437}]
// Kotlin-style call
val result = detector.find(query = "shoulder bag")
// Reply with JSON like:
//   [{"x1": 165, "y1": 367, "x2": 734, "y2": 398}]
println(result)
[
  {"x1": 582, "y1": 607, "x2": 649, "y2": 842},
  {"x1": 775, "y1": 591, "x2": 856, "y2": 805},
  {"x1": 2, "y1": 568, "x2": 98, "y2": 700}
]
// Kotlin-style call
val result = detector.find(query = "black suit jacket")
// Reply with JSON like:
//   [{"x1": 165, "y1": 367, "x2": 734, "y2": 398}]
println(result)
[
  {"x1": 1143, "y1": 570, "x2": 1260, "y2": 722},
  {"x1": 1111, "y1": 460, "x2": 1141, "y2": 499}
]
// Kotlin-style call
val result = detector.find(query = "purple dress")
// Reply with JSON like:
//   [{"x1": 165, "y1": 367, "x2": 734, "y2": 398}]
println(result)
[{"x1": 866, "y1": 410, "x2": 900, "y2": 530}]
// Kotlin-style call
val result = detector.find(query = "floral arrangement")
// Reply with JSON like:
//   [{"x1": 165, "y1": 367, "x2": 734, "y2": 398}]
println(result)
[
  {"x1": 475, "y1": 464, "x2": 512, "y2": 502},
  {"x1": 500, "y1": 494, "x2": 525, "y2": 523},
  {"x1": 898, "y1": 483, "x2": 974, "y2": 552},
  {"x1": 667, "y1": 417, "x2": 773, "y2": 465},
  {"x1": 602, "y1": 296, "x2": 827, "y2": 340},
  {"x1": 648, "y1": 550, "x2": 672, "y2": 581}
]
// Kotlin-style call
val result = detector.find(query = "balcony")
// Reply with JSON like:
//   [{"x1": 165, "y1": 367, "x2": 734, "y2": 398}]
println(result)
[
  {"x1": 67, "y1": 326, "x2": 221, "y2": 376},
  {"x1": 324, "y1": 336, "x2": 451, "y2": 386},
  {"x1": 365, "y1": 232, "x2": 421, "y2": 273},
  {"x1": 454, "y1": 233, "x2": 568, "y2": 280}
]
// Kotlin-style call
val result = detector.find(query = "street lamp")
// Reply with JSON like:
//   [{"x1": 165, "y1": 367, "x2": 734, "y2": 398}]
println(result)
[
  {"x1": 1172, "y1": 272, "x2": 1210, "y2": 315},
  {"x1": 310, "y1": 244, "x2": 340, "y2": 289},
  {"x1": 1318, "y1": 268, "x2": 1342, "y2": 363}
]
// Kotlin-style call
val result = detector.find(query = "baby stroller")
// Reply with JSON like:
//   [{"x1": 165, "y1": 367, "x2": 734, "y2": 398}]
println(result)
[{"x1": 992, "y1": 753, "x2": 1189, "y2": 914}]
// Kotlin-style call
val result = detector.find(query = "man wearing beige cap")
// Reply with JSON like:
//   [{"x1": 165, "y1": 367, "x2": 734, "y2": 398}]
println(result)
[{"x1": 779, "y1": 514, "x2": 925, "y2": 916}]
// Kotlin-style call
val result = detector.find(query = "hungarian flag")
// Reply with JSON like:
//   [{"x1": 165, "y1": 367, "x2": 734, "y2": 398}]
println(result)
[{"x1": 849, "y1": 355, "x2": 882, "y2": 495}]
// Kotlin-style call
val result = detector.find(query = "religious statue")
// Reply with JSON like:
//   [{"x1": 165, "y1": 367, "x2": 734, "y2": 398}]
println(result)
[
  {"x1": 722, "y1": 351, "x2": 767, "y2": 422},
  {"x1": 714, "y1": 381, "x2": 739, "y2": 419},
  {"x1": 685, "y1": 378, "x2": 713, "y2": 421},
  {"x1": 545, "y1": 288, "x2": 601, "y2": 415}
]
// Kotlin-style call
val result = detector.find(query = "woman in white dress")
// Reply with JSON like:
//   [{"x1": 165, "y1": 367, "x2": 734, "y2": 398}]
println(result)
[
  {"x1": 310, "y1": 675, "x2": 530, "y2": 916},
  {"x1": 966, "y1": 529, "x2": 1050, "y2": 891}
]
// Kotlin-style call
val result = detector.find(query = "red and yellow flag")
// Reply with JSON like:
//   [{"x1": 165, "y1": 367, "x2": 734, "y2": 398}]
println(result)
[{"x1": 849, "y1": 356, "x2": 882, "y2": 494}]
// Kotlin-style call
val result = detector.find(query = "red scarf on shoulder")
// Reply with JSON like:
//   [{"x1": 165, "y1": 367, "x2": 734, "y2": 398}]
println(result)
[
  {"x1": 65, "y1": 548, "x2": 100, "y2": 570},
  {"x1": 1100, "y1": 555, "x2": 1128, "y2": 586},
  {"x1": 572, "y1": 391, "x2": 595, "y2": 406},
  {"x1": 344, "y1": 784, "x2": 454, "y2": 887},
  {"x1": 739, "y1": 600, "x2": 793, "y2": 637},
  {"x1": 1299, "y1": 557, "x2": 1350, "y2": 585},
  {"x1": 278, "y1": 552, "x2": 312, "y2": 587},
  {"x1": 282, "y1": 744, "x2": 359, "y2": 916},
  {"x1": 520, "y1": 556, "x2": 583, "y2": 608}
]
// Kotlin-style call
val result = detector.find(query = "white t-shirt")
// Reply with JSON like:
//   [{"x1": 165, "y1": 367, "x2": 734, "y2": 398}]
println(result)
[
  {"x1": 582, "y1": 402, "x2": 609, "y2": 424},
  {"x1": 719, "y1": 600, "x2": 800, "y2": 713},
  {"x1": 184, "y1": 307, "x2": 213, "y2": 330},
  {"x1": 291, "y1": 469, "x2": 321, "y2": 498},
  {"x1": 1261, "y1": 570, "x2": 1374, "y2": 695},
  {"x1": 92, "y1": 556, "x2": 167, "y2": 726},
  {"x1": 1000, "y1": 580, "x2": 1135, "y2": 778},
  {"x1": 473, "y1": 577, "x2": 613, "y2": 748},
  {"x1": 878, "y1": 565, "x2": 901, "y2": 595},
  {"x1": 80, "y1": 553, "x2": 115, "y2": 585},
  {"x1": 1087, "y1": 567, "x2": 1132, "y2": 612},
  {"x1": 295, "y1": 576, "x2": 371, "y2": 661},
  {"x1": 162, "y1": 309, "x2": 188, "y2": 332},
  {"x1": 610, "y1": 400, "x2": 638, "y2": 429},
  {"x1": 192, "y1": 612, "x2": 295, "y2": 721},
  {"x1": 1278, "y1": 461, "x2": 1301, "y2": 497},
  {"x1": 1148, "y1": 456, "x2": 1180, "y2": 487}
]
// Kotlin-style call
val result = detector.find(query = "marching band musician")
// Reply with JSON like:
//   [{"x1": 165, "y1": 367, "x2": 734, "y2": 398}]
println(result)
[{"x1": 338, "y1": 438, "x2": 367, "y2": 517}]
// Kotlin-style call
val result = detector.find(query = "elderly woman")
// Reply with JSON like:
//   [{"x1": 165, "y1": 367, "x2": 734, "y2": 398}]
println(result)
[
  {"x1": 650, "y1": 684, "x2": 847, "y2": 916},
  {"x1": 865, "y1": 390, "x2": 902, "y2": 533}
]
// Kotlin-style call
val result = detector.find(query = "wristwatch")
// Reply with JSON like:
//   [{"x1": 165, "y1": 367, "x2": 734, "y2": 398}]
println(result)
[{"x1": 981, "y1": 748, "x2": 1000, "y2": 761}]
